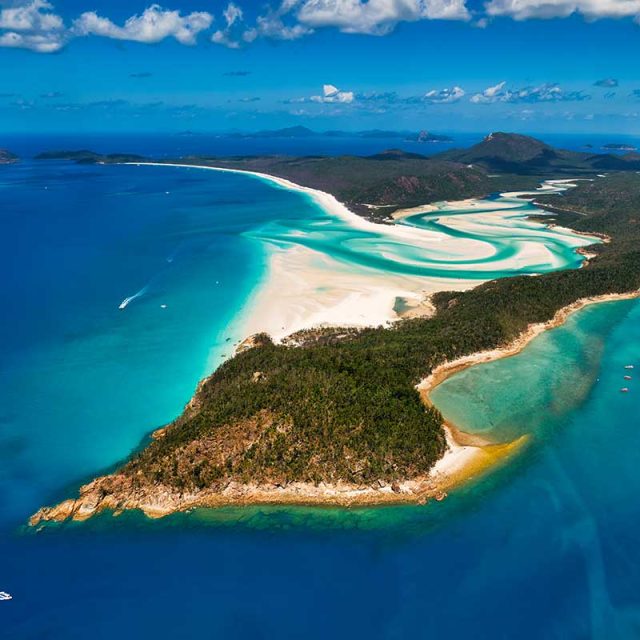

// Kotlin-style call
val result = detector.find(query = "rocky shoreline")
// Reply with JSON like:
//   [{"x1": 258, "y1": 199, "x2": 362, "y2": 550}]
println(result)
[{"x1": 30, "y1": 420, "x2": 527, "y2": 526}]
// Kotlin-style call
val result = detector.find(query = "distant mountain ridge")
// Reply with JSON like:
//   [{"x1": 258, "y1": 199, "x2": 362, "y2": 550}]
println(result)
[
  {"x1": 437, "y1": 132, "x2": 640, "y2": 173},
  {"x1": 35, "y1": 132, "x2": 640, "y2": 222},
  {"x1": 228, "y1": 126, "x2": 452, "y2": 142}
]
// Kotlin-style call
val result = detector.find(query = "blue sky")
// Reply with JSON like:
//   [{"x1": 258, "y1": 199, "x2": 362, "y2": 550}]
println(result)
[{"x1": 1, "y1": 0, "x2": 640, "y2": 134}]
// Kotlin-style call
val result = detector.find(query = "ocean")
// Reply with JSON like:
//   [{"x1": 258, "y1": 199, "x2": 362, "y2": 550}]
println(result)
[{"x1": 2, "y1": 134, "x2": 640, "y2": 638}]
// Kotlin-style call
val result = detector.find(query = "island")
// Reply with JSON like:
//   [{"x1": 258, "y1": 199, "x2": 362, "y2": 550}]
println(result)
[
  {"x1": 0, "y1": 149, "x2": 18, "y2": 164},
  {"x1": 30, "y1": 136, "x2": 640, "y2": 524},
  {"x1": 603, "y1": 143, "x2": 637, "y2": 152},
  {"x1": 224, "y1": 126, "x2": 453, "y2": 143}
]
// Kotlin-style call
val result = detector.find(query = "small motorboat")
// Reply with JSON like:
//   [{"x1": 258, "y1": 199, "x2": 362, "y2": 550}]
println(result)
[
  {"x1": 621, "y1": 388, "x2": 630, "y2": 393},
  {"x1": 624, "y1": 365, "x2": 634, "y2": 370},
  {"x1": 624, "y1": 375, "x2": 632, "y2": 380},
  {"x1": 0, "y1": 591, "x2": 12, "y2": 601}
]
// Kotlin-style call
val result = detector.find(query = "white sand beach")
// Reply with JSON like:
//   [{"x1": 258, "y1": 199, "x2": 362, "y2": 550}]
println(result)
[{"x1": 127, "y1": 163, "x2": 599, "y2": 346}]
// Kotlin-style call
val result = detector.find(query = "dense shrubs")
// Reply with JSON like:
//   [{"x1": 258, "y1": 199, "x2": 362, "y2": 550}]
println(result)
[{"x1": 124, "y1": 173, "x2": 640, "y2": 489}]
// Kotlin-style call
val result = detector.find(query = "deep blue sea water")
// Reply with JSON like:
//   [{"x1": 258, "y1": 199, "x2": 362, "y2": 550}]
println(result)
[{"x1": 2, "y1": 135, "x2": 640, "y2": 638}]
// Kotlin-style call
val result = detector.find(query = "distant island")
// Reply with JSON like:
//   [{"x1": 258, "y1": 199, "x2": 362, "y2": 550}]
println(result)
[
  {"x1": 195, "y1": 126, "x2": 454, "y2": 143},
  {"x1": 603, "y1": 143, "x2": 637, "y2": 152},
  {"x1": 0, "y1": 149, "x2": 18, "y2": 164},
  {"x1": 35, "y1": 132, "x2": 640, "y2": 222},
  {"x1": 30, "y1": 134, "x2": 640, "y2": 524}
]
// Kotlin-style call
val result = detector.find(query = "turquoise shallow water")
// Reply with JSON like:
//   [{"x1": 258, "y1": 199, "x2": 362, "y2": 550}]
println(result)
[
  {"x1": 2, "y1": 158, "x2": 638, "y2": 638},
  {"x1": 252, "y1": 183, "x2": 591, "y2": 280}
]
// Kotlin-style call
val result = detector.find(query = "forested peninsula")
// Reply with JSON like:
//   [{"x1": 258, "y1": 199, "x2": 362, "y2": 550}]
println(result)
[{"x1": 30, "y1": 136, "x2": 640, "y2": 523}]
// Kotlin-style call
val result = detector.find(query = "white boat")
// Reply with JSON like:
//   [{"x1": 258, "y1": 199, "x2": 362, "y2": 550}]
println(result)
[
  {"x1": 621, "y1": 388, "x2": 630, "y2": 393},
  {"x1": 0, "y1": 591, "x2": 12, "y2": 601},
  {"x1": 624, "y1": 365, "x2": 634, "y2": 369}
]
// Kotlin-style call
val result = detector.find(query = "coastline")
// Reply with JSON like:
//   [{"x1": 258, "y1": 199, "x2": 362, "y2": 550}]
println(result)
[
  {"x1": 126, "y1": 163, "x2": 597, "y2": 344},
  {"x1": 27, "y1": 167, "x2": 619, "y2": 526},
  {"x1": 29, "y1": 420, "x2": 522, "y2": 525},
  {"x1": 127, "y1": 162, "x2": 466, "y2": 341},
  {"x1": 32, "y1": 291, "x2": 639, "y2": 526},
  {"x1": 418, "y1": 291, "x2": 640, "y2": 407}
]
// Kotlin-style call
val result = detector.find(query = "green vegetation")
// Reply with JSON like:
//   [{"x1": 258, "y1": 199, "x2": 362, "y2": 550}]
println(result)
[
  {"x1": 33, "y1": 137, "x2": 640, "y2": 498},
  {"x1": 439, "y1": 131, "x2": 640, "y2": 174},
  {"x1": 119, "y1": 172, "x2": 640, "y2": 493},
  {"x1": 39, "y1": 133, "x2": 640, "y2": 223},
  {"x1": 165, "y1": 152, "x2": 505, "y2": 221},
  {"x1": 35, "y1": 142, "x2": 542, "y2": 222}
]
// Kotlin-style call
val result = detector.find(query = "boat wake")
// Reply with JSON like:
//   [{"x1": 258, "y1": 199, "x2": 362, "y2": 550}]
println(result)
[{"x1": 118, "y1": 286, "x2": 148, "y2": 310}]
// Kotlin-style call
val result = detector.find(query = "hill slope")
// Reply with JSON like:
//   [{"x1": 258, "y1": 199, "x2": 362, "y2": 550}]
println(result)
[{"x1": 437, "y1": 132, "x2": 640, "y2": 174}]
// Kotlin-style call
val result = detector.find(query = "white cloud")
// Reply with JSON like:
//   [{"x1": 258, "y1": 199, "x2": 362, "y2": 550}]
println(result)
[
  {"x1": 0, "y1": 29, "x2": 62, "y2": 51},
  {"x1": 211, "y1": 29, "x2": 238, "y2": 47},
  {"x1": 483, "y1": 80, "x2": 506, "y2": 98},
  {"x1": 295, "y1": 0, "x2": 470, "y2": 34},
  {"x1": 5, "y1": 0, "x2": 640, "y2": 56},
  {"x1": 212, "y1": 2, "x2": 247, "y2": 47},
  {"x1": 485, "y1": 0, "x2": 640, "y2": 20},
  {"x1": 73, "y1": 4, "x2": 213, "y2": 45},
  {"x1": 471, "y1": 81, "x2": 590, "y2": 103},
  {"x1": 0, "y1": 0, "x2": 61, "y2": 30},
  {"x1": 311, "y1": 83, "x2": 355, "y2": 103},
  {"x1": 252, "y1": 10, "x2": 312, "y2": 40},
  {"x1": 0, "y1": 0, "x2": 65, "y2": 51},
  {"x1": 224, "y1": 2, "x2": 243, "y2": 27},
  {"x1": 423, "y1": 85, "x2": 465, "y2": 103}
]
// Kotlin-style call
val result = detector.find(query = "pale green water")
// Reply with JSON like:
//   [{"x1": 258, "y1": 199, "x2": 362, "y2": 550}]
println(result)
[{"x1": 430, "y1": 299, "x2": 632, "y2": 445}]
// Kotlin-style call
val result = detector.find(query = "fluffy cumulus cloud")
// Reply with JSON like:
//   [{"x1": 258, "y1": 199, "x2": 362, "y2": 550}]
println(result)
[
  {"x1": 4, "y1": 0, "x2": 640, "y2": 55},
  {"x1": 311, "y1": 84, "x2": 355, "y2": 103},
  {"x1": 17, "y1": 0, "x2": 473, "y2": 51},
  {"x1": 471, "y1": 81, "x2": 590, "y2": 103},
  {"x1": 0, "y1": 0, "x2": 66, "y2": 52},
  {"x1": 287, "y1": 84, "x2": 469, "y2": 109},
  {"x1": 423, "y1": 85, "x2": 465, "y2": 103},
  {"x1": 470, "y1": 80, "x2": 507, "y2": 102},
  {"x1": 295, "y1": 0, "x2": 470, "y2": 35},
  {"x1": 73, "y1": 4, "x2": 213, "y2": 44},
  {"x1": 485, "y1": 0, "x2": 640, "y2": 21}
]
